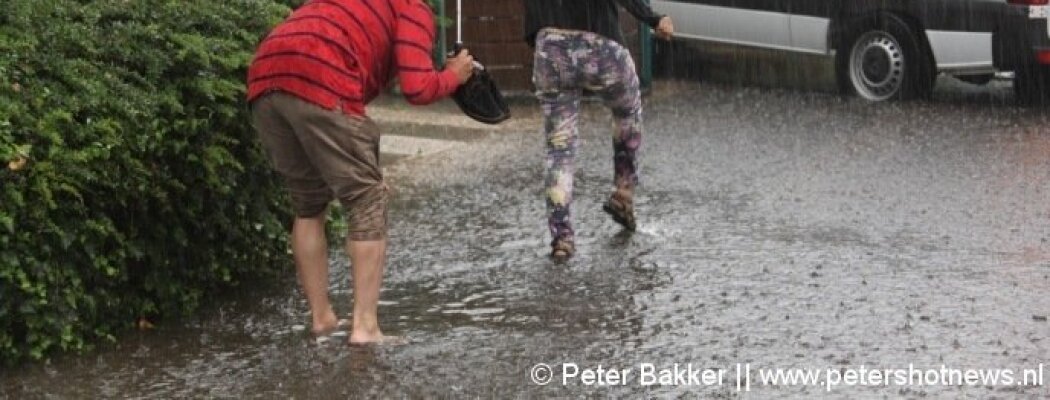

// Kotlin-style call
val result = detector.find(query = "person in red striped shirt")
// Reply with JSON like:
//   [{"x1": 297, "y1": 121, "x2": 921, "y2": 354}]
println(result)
[{"x1": 247, "y1": 0, "x2": 474, "y2": 345}]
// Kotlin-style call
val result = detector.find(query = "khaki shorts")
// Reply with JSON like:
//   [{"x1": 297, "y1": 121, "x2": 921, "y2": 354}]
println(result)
[{"x1": 251, "y1": 92, "x2": 388, "y2": 241}]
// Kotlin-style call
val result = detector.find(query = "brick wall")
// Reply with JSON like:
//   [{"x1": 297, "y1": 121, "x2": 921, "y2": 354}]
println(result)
[{"x1": 444, "y1": 0, "x2": 643, "y2": 93}]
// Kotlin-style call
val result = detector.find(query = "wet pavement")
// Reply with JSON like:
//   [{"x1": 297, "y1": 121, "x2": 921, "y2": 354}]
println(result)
[{"x1": 3, "y1": 81, "x2": 1050, "y2": 398}]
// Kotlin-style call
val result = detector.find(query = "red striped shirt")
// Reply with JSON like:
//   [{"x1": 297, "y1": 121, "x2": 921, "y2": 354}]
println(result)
[{"x1": 247, "y1": 0, "x2": 459, "y2": 116}]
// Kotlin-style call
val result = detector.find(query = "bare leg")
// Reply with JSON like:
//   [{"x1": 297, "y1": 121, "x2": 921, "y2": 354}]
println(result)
[
  {"x1": 347, "y1": 239, "x2": 399, "y2": 344},
  {"x1": 291, "y1": 216, "x2": 339, "y2": 335}
]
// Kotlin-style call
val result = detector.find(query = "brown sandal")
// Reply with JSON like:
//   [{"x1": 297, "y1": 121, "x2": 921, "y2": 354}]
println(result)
[
  {"x1": 551, "y1": 237, "x2": 575, "y2": 260},
  {"x1": 602, "y1": 191, "x2": 636, "y2": 231}
]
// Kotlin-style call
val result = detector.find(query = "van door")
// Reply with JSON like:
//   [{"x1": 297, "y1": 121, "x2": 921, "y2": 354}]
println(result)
[
  {"x1": 651, "y1": 0, "x2": 792, "y2": 50},
  {"x1": 785, "y1": 1, "x2": 833, "y2": 54}
]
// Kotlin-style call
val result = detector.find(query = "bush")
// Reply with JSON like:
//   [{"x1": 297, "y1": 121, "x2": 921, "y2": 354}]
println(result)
[{"x1": 0, "y1": 0, "x2": 296, "y2": 364}]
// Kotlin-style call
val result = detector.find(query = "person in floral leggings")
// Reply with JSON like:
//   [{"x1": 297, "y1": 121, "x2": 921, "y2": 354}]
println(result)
[{"x1": 524, "y1": 0, "x2": 674, "y2": 259}]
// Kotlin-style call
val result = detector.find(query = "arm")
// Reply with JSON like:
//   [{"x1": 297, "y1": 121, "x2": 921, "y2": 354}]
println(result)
[
  {"x1": 395, "y1": 0, "x2": 460, "y2": 105},
  {"x1": 613, "y1": 0, "x2": 664, "y2": 28}
]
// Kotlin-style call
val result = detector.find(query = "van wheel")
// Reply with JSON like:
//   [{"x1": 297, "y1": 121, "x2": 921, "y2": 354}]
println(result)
[
  {"x1": 1014, "y1": 65, "x2": 1050, "y2": 106},
  {"x1": 836, "y1": 14, "x2": 934, "y2": 101}
]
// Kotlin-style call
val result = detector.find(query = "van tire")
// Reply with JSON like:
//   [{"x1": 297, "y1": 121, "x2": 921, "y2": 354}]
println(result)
[
  {"x1": 1015, "y1": 65, "x2": 1050, "y2": 106},
  {"x1": 836, "y1": 13, "x2": 935, "y2": 101}
]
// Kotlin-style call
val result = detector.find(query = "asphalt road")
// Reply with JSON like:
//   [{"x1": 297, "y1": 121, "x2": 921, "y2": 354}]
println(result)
[{"x1": 3, "y1": 80, "x2": 1049, "y2": 399}]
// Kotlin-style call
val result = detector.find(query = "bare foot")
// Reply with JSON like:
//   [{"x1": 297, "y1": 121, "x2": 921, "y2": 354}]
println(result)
[
  {"x1": 310, "y1": 310, "x2": 344, "y2": 337},
  {"x1": 349, "y1": 330, "x2": 407, "y2": 346}
]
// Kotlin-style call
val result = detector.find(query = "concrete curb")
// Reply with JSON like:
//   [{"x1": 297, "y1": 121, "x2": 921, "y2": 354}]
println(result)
[{"x1": 368, "y1": 95, "x2": 540, "y2": 163}]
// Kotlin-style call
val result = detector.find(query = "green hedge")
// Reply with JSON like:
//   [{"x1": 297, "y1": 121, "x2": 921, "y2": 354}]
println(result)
[{"x1": 0, "y1": 0, "x2": 299, "y2": 364}]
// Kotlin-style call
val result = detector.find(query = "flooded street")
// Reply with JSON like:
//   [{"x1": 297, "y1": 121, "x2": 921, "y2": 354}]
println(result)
[{"x1": 4, "y1": 81, "x2": 1050, "y2": 398}]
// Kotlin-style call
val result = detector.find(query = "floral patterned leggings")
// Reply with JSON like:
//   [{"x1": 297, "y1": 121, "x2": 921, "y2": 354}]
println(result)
[{"x1": 533, "y1": 28, "x2": 643, "y2": 243}]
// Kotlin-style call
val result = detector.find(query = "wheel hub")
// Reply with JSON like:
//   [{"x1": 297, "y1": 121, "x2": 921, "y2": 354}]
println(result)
[{"x1": 850, "y1": 31, "x2": 905, "y2": 101}]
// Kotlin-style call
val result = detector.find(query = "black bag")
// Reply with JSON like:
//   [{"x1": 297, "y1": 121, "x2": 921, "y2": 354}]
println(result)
[{"x1": 452, "y1": 55, "x2": 511, "y2": 125}]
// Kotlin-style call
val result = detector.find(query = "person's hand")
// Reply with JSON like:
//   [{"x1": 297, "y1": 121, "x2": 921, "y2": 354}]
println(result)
[
  {"x1": 655, "y1": 16, "x2": 674, "y2": 41},
  {"x1": 446, "y1": 49, "x2": 475, "y2": 84}
]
